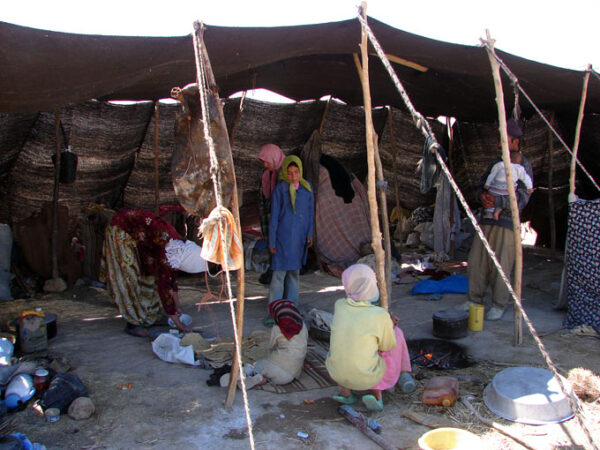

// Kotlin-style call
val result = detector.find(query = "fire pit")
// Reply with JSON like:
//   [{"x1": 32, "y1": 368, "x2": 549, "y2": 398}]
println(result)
[{"x1": 407, "y1": 339, "x2": 475, "y2": 370}]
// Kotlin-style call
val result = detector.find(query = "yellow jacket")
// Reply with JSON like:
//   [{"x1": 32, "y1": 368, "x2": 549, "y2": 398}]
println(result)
[{"x1": 325, "y1": 298, "x2": 396, "y2": 390}]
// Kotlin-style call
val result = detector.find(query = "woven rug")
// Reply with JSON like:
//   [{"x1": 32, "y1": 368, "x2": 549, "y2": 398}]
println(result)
[{"x1": 255, "y1": 338, "x2": 335, "y2": 393}]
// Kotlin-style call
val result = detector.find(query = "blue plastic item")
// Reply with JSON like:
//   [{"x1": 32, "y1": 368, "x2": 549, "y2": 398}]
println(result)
[{"x1": 411, "y1": 274, "x2": 468, "y2": 295}]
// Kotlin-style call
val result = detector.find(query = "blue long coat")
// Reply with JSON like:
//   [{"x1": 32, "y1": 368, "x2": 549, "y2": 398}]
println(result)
[{"x1": 268, "y1": 181, "x2": 314, "y2": 271}]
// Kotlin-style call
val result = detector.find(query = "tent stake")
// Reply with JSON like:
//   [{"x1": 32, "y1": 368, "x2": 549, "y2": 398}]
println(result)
[
  {"x1": 484, "y1": 31, "x2": 523, "y2": 346},
  {"x1": 355, "y1": 5, "x2": 389, "y2": 310}
]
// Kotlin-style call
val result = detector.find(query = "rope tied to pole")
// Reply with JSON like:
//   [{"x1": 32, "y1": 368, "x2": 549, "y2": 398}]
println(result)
[
  {"x1": 479, "y1": 40, "x2": 600, "y2": 194},
  {"x1": 358, "y1": 11, "x2": 597, "y2": 449},
  {"x1": 192, "y1": 21, "x2": 256, "y2": 450}
]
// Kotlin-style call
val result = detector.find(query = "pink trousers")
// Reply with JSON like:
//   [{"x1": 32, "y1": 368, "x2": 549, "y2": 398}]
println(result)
[{"x1": 371, "y1": 327, "x2": 412, "y2": 391}]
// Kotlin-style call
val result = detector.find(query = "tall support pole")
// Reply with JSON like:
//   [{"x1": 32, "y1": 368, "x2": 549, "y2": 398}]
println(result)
[
  {"x1": 484, "y1": 31, "x2": 523, "y2": 345},
  {"x1": 192, "y1": 24, "x2": 246, "y2": 409},
  {"x1": 51, "y1": 108, "x2": 61, "y2": 281},
  {"x1": 153, "y1": 101, "x2": 160, "y2": 215},
  {"x1": 387, "y1": 107, "x2": 401, "y2": 221},
  {"x1": 547, "y1": 112, "x2": 556, "y2": 259},
  {"x1": 355, "y1": 4, "x2": 388, "y2": 309},
  {"x1": 569, "y1": 66, "x2": 591, "y2": 200},
  {"x1": 373, "y1": 135, "x2": 393, "y2": 301}
]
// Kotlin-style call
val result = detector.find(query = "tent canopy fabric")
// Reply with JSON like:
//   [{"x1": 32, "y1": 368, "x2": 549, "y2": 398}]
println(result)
[{"x1": 1, "y1": 18, "x2": 599, "y2": 120}]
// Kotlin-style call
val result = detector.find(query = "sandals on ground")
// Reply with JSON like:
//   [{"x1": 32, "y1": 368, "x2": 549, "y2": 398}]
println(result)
[
  {"x1": 332, "y1": 393, "x2": 358, "y2": 404},
  {"x1": 361, "y1": 394, "x2": 384, "y2": 411}
]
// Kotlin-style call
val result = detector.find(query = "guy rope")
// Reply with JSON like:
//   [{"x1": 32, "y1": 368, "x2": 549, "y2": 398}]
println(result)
[{"x1": 357, "y1": 8, "x2": 598, "y2": 450}]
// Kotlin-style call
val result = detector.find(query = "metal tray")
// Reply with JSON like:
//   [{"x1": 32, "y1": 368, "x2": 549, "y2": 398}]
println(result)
[{"x1": 483, "y1": 366, "x2": 574, "y2": 425}]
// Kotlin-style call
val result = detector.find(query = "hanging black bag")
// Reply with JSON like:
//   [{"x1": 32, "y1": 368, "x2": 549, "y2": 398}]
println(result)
[{"x1": 51, "y1": 145, "x2": 78, "y2": 184}]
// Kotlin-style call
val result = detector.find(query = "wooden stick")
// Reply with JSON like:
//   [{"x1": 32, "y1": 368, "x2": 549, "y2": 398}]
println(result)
[
  {"x1": 338, "y1": 406, "x2": 396, "y2": 450},
  {"x1": 569, "y1": 66, "x2": 591, "y2": 198},
  {"x1": 229, "y1": 92, "x2": 246, "y2": 144},
  {"x1": 355, "y1": 6, "x2": 388, "y2": 310},
  {"x1": 192, "y1": 24, "x2": 246, "y2": 408},
  {"x1": 373, "y1": 134, "x2": 393, "y2": 301},
  {"x1": 547, "y1": 112, "x2": 556, "y2": 259},
  {"x1": 153, "y1": 101, "x2": 160, "y2": 215},
  {"x1": 387, "y1": 106, "x2": 400, "y2": 224},
  {"x1": 319, "y1": 96, "x2": 331, "y2": 134},
  {"x1": 462, "y1": 397, "x2": 535, "y2": 450},
  {"x1": 484, "y1": 30, "x2": 523, "y2": 346},
  {"x1": 51, "y1": 108, "x2": 61, "y2": 280}
]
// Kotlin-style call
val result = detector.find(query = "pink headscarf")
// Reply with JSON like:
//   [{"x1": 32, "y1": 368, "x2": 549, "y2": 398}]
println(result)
[
  {"x1": 258, "y1": 144, "x2": 285, "y2": 199},
  {"x1": 341, "y1": 264, "x2": 379, "y2": 302}
]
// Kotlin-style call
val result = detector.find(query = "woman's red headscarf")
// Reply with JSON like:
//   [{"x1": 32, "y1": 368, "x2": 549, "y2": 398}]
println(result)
[{"x1": 258, "y1": 144, "x2": 285, "y2": 199}]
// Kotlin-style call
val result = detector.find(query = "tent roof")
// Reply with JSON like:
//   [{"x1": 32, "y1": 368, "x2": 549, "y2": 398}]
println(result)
[{"x1": 1, "y1": 18, "x2": 598, "y2": 120}]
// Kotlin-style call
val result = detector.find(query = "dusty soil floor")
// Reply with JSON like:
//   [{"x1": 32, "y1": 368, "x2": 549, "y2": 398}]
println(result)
[{"x1": 2, "y1": 249, "x2": 599, "y2": 449}]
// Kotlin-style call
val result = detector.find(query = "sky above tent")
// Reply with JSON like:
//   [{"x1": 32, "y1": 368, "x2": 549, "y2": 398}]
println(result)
[{"x1": 3, "y1": 0, "x2": 598, "y2": 72}]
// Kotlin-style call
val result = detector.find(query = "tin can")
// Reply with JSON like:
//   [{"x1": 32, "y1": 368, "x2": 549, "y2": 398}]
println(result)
[{"x1": 45, "y1": 408, "x2": 60, "y2": 423}]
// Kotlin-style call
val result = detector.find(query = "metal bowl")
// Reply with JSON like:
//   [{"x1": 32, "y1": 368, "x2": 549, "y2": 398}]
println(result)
[
  {"x1": 308, "y1": 320, "x2": 330, "y2": 342},
  {"x1": 483, "y1": 366, "x2": 574, "y2": 425}
]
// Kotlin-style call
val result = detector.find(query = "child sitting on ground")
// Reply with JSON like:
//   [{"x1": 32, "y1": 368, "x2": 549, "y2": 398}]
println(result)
[{"x1": 483, "y1": 151, "x2": 534, "y2": 221}]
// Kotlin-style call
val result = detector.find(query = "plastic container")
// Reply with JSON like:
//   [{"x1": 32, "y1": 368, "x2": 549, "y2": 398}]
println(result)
[
  {"x1": 468, "y1": 303, "x2": 484, "y2": 332},
  {"x1": 422, "y1": 376, "x2": 459, "y2": 407},
  {"x1": 418, "y1": 427, "x2": 481, "y2": 449},
  {"x1": 18, "y1": 309, "x2": 48, "y2": 353}
]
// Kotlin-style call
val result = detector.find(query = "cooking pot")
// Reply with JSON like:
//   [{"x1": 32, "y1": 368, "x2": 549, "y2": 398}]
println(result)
[{"x1": 432, "y1": 309, "x2": 468, "y2": 339}]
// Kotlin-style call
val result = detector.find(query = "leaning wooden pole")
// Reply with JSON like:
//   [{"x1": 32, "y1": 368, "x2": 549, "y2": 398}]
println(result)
[
  {"x1": 153, "y1": 101, "x2": 160, "y2": 215},
  {"x1": 373, "y1": 135, "x2": 393, "y2": 300},
  {"x1": 192, "y1": 24, "x2": 246, "y2": 408},
  {"x1": 357, "y1": 3, "x2": 388, "y2": 309},
  {"x1": 547, "y1": 112, "x2": 556, "y2": 259},
  {"x1": 569, "y1": 66, "x2": 591, "y2": 200},
  {"x1": 484, "y1": 31, "x2": 523, "y2": 345}
]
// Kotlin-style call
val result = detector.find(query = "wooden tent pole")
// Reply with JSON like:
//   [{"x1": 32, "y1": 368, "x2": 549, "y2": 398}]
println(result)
[
  {"x1": 192, "y1": 24, "x2": 246, "y2": 408},
  {"x1": 51, "y1": 108, "x2": 61, "y2": 280},
  {"x1": 387, "y1": 106, "x2": 400, "y2": 221},
  {"x1": 484, "y1": 31, "x2": 523, "y2": 345},
  {"x1": 319, "y1": 96, "x2": 332, "y2": 134},
  {"x1": 229, "y1": 92, "x2": 246, "y2": 144},
  {"x1": 569, "y1": 66, "x2": 591, "y2": 199},
  {"x1": 356, "y1": 3, "x2": 388, "y2": 310},
  {"x1": 153, "y1": 101, "x2": 160, "y2": 215},
  {"x1": 547, "y1": 112, "x2": 556, "y2": 259},
  {"x1": 373, "y1": 135, "x2": 393, "y2": 300}
]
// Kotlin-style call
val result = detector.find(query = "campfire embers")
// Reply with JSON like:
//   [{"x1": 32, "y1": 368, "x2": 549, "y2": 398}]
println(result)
[{"x1": 407, "y1": 339, "x2": 475, "y2": 370}]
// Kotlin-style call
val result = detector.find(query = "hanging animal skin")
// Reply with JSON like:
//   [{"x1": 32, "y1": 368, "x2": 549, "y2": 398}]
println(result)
[{"x1": 171, "y1": 83, "x2": 233, "y2": 218}]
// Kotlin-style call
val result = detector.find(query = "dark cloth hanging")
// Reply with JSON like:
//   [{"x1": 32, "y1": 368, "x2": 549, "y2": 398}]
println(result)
[
  {"x1": 420, "y1": 136, "x2": 447, "y2": 194},
  {"x1": 319, "y1": 154, "x2": 355, "y2": 203}
]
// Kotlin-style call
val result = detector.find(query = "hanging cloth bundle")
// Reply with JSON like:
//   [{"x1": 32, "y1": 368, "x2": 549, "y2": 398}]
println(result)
[
  {"x1": 199, "y1": 206, "x2": 243, "y2": 270},
  {"x1": 51, "y1": 121, "x2": 77, "y2": 184}
]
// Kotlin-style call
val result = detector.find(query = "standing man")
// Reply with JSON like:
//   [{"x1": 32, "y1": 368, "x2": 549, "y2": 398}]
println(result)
[{"x1": 462, "y1": 119, "x2": 533, "y2": 321}]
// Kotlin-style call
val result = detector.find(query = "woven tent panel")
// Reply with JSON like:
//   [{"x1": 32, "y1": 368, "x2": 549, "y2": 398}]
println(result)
[
  {"x1": 123, "y1": 102, "x2": 180, "y2": 210},
  {"x1": 0, "y1": 113, "x2": 38, "y2": 223},
  {"x1": 378, "y1": 108, "x2": 442, "y2": 211},
  {"x1": 8, "y1": 101, "x2": 153, "y2": 224},
  {"x1": 225, "y1": 98, "x2": 325, "y2": 211}
]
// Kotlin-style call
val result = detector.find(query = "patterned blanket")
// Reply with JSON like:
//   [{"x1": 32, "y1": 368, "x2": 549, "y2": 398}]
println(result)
[{"x1": 565, "y1": 199, "x2": 600, "y2": 333}]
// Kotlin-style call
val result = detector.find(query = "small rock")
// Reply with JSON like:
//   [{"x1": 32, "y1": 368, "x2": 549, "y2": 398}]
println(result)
[{"x1": 68, "y1": 397, "x2": 95, "y2": 420}]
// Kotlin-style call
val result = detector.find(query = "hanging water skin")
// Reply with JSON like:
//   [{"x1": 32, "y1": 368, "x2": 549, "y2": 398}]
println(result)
[{"x1": 171, "y1": 83, "x2": 234, "y2": 218}]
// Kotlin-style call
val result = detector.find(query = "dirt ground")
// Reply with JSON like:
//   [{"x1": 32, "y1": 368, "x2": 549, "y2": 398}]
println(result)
[{"x1": 1, "y1": 249, "x2": 599, "y2": 450}]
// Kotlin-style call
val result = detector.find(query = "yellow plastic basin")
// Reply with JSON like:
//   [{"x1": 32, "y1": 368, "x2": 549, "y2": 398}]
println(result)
[{"x1": 418, "y1": 427, "x2": 480, "y2": 450}]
